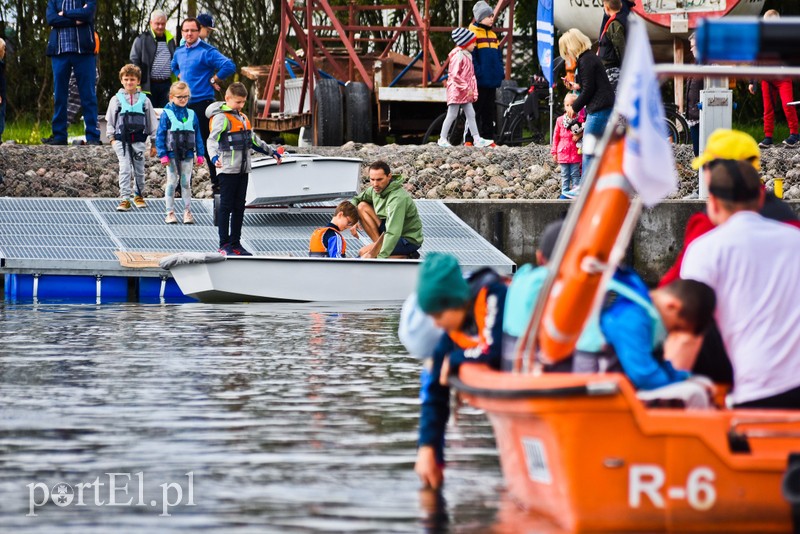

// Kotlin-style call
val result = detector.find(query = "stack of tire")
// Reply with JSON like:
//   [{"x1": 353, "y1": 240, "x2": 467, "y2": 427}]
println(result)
[{"x1": 313, "y1": 78, "x2": 373, "y2": 146}]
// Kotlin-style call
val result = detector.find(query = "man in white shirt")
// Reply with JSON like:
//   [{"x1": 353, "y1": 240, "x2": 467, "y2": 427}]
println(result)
[{"x1": 681, "y1": 159, "x2": 800, "y2": 408}]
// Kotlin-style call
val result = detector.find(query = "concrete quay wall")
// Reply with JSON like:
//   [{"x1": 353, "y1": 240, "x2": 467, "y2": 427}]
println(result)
[{"x1": 444, "y1": 200, "x2": 800, "y2": 284}]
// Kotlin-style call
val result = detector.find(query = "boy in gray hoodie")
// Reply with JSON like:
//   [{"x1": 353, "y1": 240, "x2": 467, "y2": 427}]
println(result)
[{"x1": 206, "y1": 82, "x2": 281, "y2": 255}]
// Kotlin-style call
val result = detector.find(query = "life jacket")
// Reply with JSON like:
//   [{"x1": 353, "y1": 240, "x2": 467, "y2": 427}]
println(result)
[
  {"x1": 447, "y1": 268, "x2": 508, "y2": 350},
  {"x1": 213, "y1": 111, "x2": 253, "y2": 152},
  {"x1": 308, "y1": 226, "x2": 347, "y2": 258},
  {"x1": 163, "y1": 108, "x2": 197, "y2": 159},
  {"x1": 115, "y1": 91, "x2": 149, "y2": 145}
]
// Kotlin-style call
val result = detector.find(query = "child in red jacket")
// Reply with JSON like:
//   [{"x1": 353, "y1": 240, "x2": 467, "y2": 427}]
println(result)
[{"x1": 551, "y1": 93, "x2": 583, "y2": 198}]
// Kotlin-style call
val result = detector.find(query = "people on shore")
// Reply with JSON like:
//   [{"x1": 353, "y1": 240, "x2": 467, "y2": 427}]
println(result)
[
  {"x1": 437, "y1": 28, "x2": 493, "y2": 148},
  {"x1": 172, "y1": 17, "x2": 236, "y2": 194},
  {"x1": 207, "y1": 82, "x2": 281, "y2": 255},
  {"x1": 197, "y1": 13, "x2": 217, "y2": 42},
  {"x1": 156, "y1": 81, "x2": 205, "y2": 225},
  {"x1": 308, "y1": 201, "x2": 360, "y2": 258},
  {"x1": 106, "y1": 64, "x2": 157, "y2": 212},
  {"x1": 350, "y1": 161, "x2": 424, "y2": 259},
  {"x1": 685, "y1": 33, "x2": 703, "y2": 156},
  {"x1": 413, "y1": 253, "x2": 507, "y2": 489},
  {"x1": 468, "y1": 0, "x2": 504, "y2": 143},
  {"x1": 596, "y1": 0, "x2": 630, "y2": 92},
  {"x1": 43, "y1": 0, "x2": 101, "y2": 146},
  {"x1": 129, "y1": 10, "x2": 176, "y2": 109},
  {"x1": 559, "y1": 28, "x2": 615, "y2": 182},
  {"x1": 748, "y1": 10, "x2": 799, "y2": 148},
  {"x1": 66, "y1": 32, "x2": 101, "y2": 128},
  {"x1": 551, "y1": 93, "x2": 583, "y2": 197}
]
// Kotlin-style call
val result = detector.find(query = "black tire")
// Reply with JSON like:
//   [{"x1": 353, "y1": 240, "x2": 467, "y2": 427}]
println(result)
[
  {"x1": 664, "y1": 118, "x2": 680, "y2": 144},
  {"x1": 506, "y1": 114, "x2": 541, "y2": 147},
  {"x1": 672, "y1": 112, "x2": 691, "y2": 144},
  {"x1": 344, "y1": 82, "x2": 373, "y2": 143},
  {"x1": 496, "y1": 80, "x2": 519, "y2": 138},
  {"x1": 422, "y1": 111, "x2": 466, "y2": 145},
  {"x1": 313, "y1": 77, "x2": 343, "y2": 146}
]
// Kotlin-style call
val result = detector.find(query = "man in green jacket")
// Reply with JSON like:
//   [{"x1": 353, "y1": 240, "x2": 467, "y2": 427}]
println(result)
[{"x1": 351, "y1": 160, "x2": 424, "y2": 259}]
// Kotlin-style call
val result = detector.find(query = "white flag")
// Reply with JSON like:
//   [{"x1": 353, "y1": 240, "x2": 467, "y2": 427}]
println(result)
[{"x1": 615, "y1": 18, "x2": 678, "y2": 207}]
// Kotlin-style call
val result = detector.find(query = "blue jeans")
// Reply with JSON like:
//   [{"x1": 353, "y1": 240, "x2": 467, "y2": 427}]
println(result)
[
  {"x1": 559, "y1": 163, "x2": 581, "y2": 193},
  {"x1": 51, "y1": 53, "x2": 100, "y2": 142},
  {"x1": 581, "y1": 108, "x2": 612, "y2": 181}
]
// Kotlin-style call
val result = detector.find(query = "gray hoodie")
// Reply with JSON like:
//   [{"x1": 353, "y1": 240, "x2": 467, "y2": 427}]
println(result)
[{"x1": 206, "y1": 102, "x2": 275, "y2": 174}]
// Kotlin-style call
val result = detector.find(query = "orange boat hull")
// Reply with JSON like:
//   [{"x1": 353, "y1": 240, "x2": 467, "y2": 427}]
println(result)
[{"x1": 457, "y1": 365, "x2": 800, "y2": 532}]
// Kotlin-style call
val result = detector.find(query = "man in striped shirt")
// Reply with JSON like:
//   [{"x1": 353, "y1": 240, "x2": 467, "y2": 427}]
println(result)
[{"x1": 130, "y1": 10, "x2": 176, "y2": 108}]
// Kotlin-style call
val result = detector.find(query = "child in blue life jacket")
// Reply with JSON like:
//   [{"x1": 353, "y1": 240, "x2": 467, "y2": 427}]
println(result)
[
  {"x1": 413, "y1": 253, "x2": 507, "y2": 489},
  {"x1": 106, "y1": 64, "x2": 158, "y2": 212},
  {"x1": 207, "y1": 82, "x2": 281, "y2": 256},
  {"x1": 308, "y1": 201, "x2": 360, "y2": 258},
  {"x1": 155, "y1": 81, "x2": 206, "y2": 225}
]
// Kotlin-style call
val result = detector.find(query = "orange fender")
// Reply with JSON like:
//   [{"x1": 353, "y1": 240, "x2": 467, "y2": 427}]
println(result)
[{"x1": 538, "y1": 136, "x2": 632, "y2": 364}]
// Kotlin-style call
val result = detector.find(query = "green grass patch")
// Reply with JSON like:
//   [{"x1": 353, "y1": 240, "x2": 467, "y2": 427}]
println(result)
[
  {"x1": 732, "y1": 121, "x2": 788, "y2": 143},
  {"x1": 4, "y1": 116, "x2": 90, "y2": 145}
]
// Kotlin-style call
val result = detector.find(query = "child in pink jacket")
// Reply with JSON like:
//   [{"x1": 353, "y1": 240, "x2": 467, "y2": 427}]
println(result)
[
  {"x1": 437, "y1": 28, "x2": 494, "y2": 148},
  {"x1": 552, "y1": 93, "x2": 583, "y2": 198}
]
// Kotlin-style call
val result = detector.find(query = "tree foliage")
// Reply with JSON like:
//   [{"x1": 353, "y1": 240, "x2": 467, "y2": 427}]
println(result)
[{"x1": 3, "y1": 0, "x2": 795, "y2": 123}]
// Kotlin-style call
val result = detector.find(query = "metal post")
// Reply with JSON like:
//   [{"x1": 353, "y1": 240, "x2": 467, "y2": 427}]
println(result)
[{"x1": 549, "y1": 86, "x2": 554, "y2": 144}]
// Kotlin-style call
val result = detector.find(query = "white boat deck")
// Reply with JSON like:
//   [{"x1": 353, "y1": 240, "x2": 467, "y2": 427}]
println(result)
[{"x1": 0, "y1": 198, "x2": 515, "y2": 277}]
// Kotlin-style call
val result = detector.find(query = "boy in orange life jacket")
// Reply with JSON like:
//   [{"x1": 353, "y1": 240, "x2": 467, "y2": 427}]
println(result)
[
  {"x1": 414, "y1": 252, "x2": 507, "y2": 489},
  {"x1": 309, "y1": 201, "x2": 360, "y2": 258},
  {"x1": 207, "y1": 82, "x2": 281, "y2": 256}
]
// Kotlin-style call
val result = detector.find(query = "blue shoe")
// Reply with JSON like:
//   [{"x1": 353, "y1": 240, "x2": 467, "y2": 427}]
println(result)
[
  {"x1": 758, "y1": 137, "x2": 774, "y2": 148},
  {"x1": 230, "y1": 243, "x2": 253, "y2": 256},
  {"x1": 218, "y1": 243, "x2": 233, "y2": 255},
  {"x1": 782, "y1": 134, "x2": 799, "y2": 147},
  {"x1": 558, "y1": 194, "x2": 570, "y2": 200}
]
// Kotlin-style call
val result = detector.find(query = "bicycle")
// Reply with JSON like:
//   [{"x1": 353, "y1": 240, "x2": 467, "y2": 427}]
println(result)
[
  {"x1": 495, "y1": 75, "x2": 551, "y2": 146},
  {"x1": 422, "y1": 75, "x2": 551, "y2": 146},
  {"x1": 663, "y1": 102, "x2": 691, "y2": 144}
]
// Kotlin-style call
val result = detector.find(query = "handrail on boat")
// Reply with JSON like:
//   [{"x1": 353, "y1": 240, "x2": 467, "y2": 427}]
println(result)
[{"x1": 449, "y1": 375, "x2": 619, "y2": 399}]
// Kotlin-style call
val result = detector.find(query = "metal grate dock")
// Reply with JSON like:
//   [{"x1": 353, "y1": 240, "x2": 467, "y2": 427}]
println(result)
[{"x1": 0, "y1": 198, "x2": 515, "y2": 278}]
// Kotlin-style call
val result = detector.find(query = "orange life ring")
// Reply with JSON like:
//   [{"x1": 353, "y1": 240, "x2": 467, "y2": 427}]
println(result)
[{"x1": 538, "y1": 135, "x2": 632, "y2": 364}]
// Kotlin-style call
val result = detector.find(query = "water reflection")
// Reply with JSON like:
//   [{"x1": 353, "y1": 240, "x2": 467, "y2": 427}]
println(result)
[{"x1": 0, "y1": 301, "x2": 508, "y2": 531}]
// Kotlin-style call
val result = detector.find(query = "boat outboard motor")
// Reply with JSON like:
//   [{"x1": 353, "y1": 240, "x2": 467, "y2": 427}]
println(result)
[{"x1": 784, "y1": 453, "x2": 800, "y2": 533}]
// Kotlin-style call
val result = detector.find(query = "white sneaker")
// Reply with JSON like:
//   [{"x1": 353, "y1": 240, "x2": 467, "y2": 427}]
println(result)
[
  {"x1": 437, "y1": 138, "x2": 452, "y2": 147},
  {"x1": 474, "y1": 138, "x2": 494, "y2": 148},
  {"x1": 563, "y1": 185, "x2": 582, "y2": 199}
]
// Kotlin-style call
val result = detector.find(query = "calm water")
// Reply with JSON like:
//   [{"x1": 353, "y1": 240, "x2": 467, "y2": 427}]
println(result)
[{"x1": 0, "y1": 301, "x2": 533, "y2": 533}]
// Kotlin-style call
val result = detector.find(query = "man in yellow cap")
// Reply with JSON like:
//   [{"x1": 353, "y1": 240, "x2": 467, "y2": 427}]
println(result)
[
  {"x1": 680, "y1": 159, "x2": 800, "y2": 409},
  {"x1": 660, "y1": 129, "x2": 800, "y2": 386}
]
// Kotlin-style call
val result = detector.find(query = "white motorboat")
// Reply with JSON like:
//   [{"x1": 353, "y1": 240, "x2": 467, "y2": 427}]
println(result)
[
  {"x1": 163, "y1": 253, "x2": 420, "y2": 303},
  {"x1": 247, "y1": 153, "x2": 362, "y2": 207}
]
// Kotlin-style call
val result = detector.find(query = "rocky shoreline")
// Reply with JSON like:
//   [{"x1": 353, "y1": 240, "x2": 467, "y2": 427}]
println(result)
[{"x1": 0, "y1": 141, "x2": 797, "y2": 200}]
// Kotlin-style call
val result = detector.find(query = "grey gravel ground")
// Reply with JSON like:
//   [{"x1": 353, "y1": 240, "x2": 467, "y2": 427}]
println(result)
[{"x1": 0, "y1": 141, "x2": 796, "y2": 200}]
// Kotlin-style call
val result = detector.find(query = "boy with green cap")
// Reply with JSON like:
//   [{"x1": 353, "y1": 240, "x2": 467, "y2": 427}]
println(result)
[{"x1": 413, "y1": 252, "x2": 507, "y2": 489}]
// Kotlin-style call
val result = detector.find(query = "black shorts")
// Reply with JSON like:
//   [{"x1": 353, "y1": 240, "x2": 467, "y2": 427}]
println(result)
[{"x1": 378, "y1": 220, "x2": 420, "y2": 256}]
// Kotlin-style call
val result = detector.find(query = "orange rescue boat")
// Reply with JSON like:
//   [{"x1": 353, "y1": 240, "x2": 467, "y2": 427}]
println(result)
[{"x1": 453, "y1": 108, "x2": 800, "y2": 531}]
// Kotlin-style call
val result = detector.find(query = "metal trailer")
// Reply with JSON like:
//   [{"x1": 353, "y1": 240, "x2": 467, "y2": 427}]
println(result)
[{"x1": 240, "y1": 0, "x2": 517, "y2": 145}]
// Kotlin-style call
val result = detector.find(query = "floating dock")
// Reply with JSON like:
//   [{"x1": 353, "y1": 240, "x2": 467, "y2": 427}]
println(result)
[{"x1": 0, "y1": 198, "x2": 515, "y2": 302}]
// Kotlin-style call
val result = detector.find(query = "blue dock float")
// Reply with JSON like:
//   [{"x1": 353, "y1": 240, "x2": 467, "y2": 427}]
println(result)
[{"x1": 0, "y1": 197, "x2": 515, "y2": 302}]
